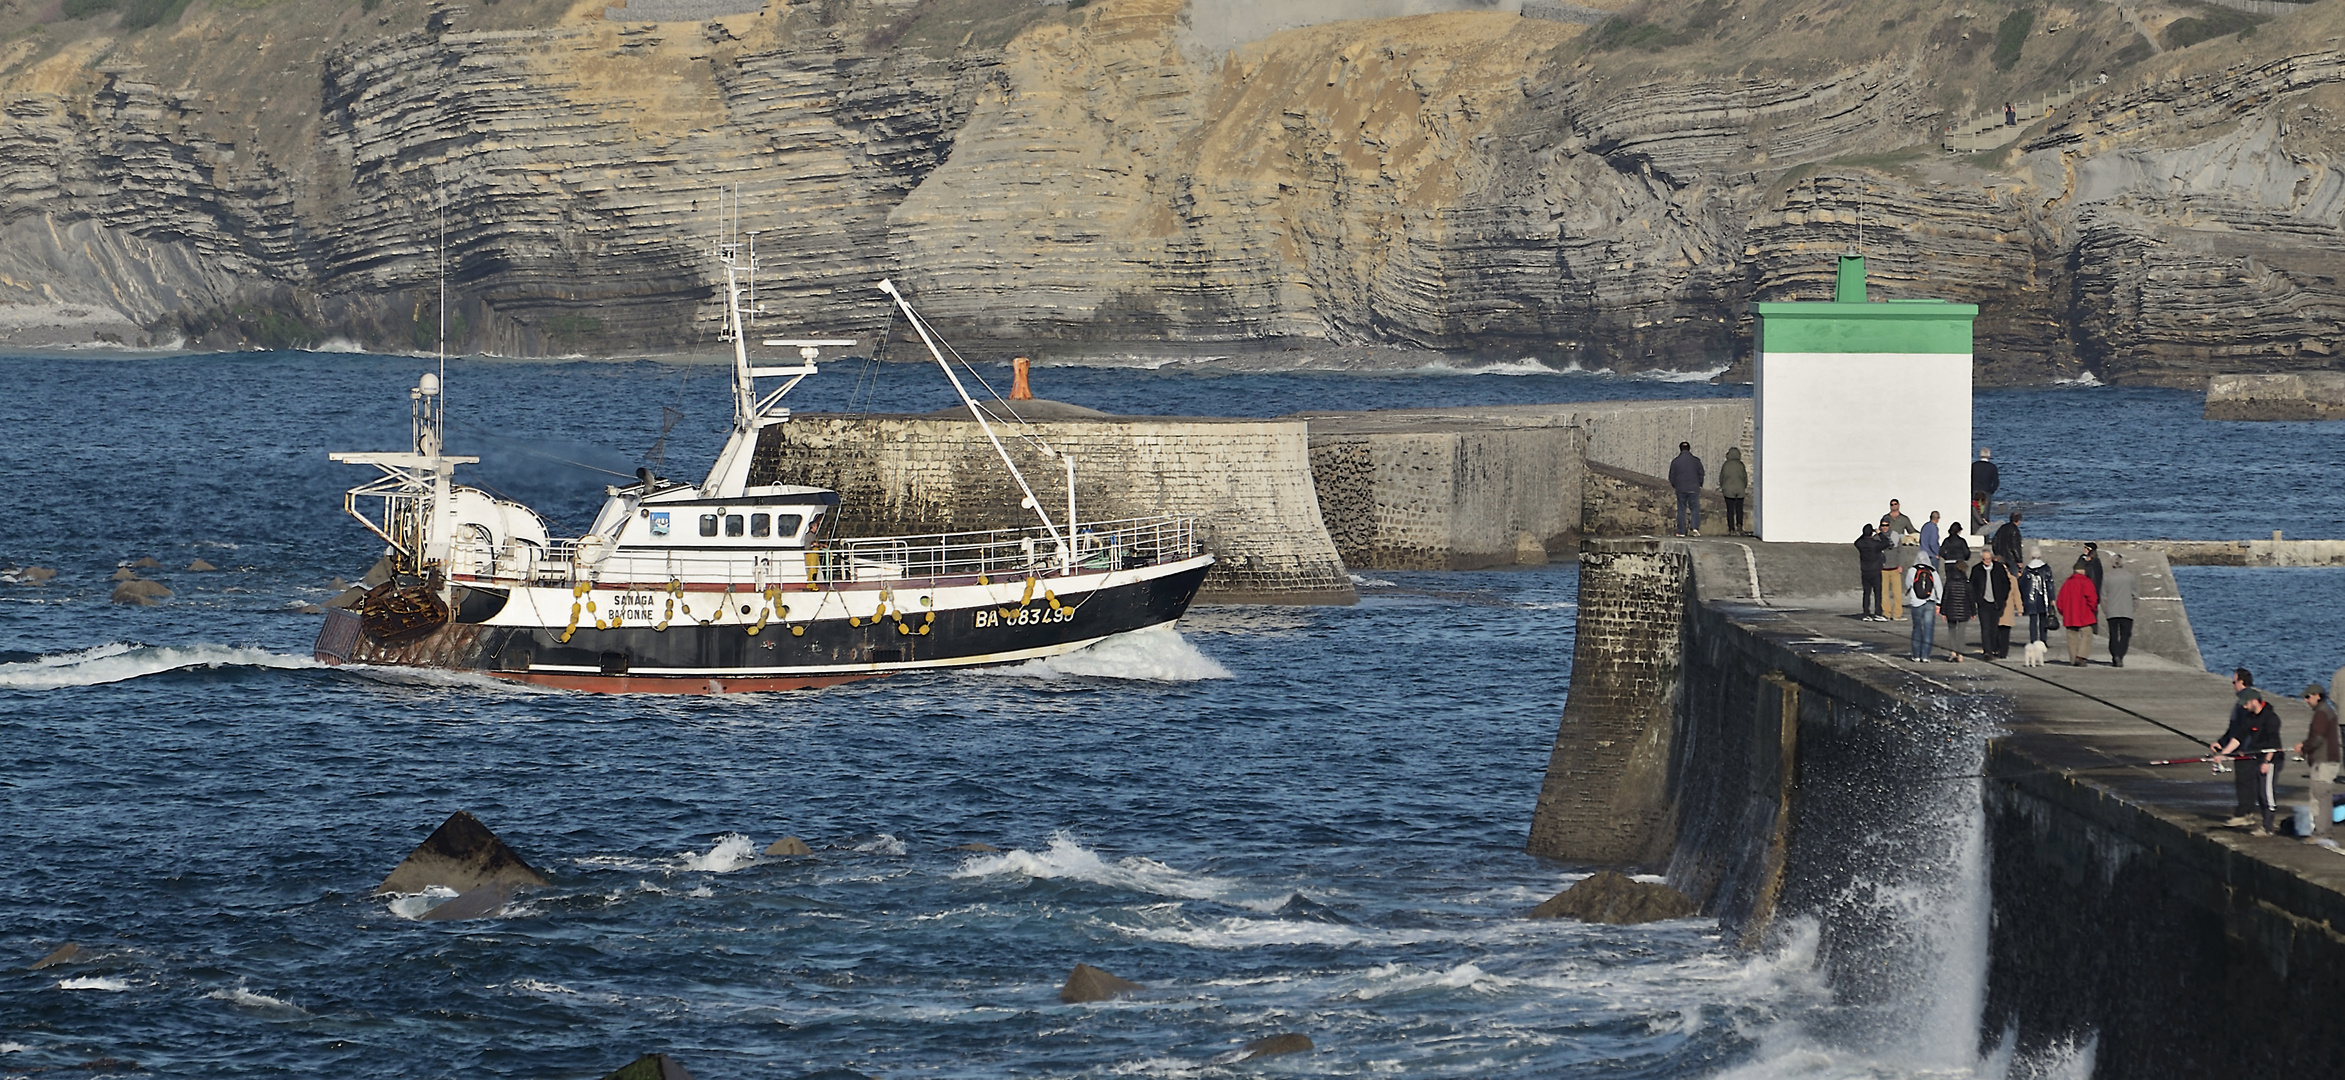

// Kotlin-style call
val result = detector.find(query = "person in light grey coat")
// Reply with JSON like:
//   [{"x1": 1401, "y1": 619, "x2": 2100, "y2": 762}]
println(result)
[{"x1": 2101, "y1": 553, "x2": 2138, "y2": 667}]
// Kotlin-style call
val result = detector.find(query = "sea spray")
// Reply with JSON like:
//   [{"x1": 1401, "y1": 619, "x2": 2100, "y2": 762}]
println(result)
[
  {"x1": 0, "y1": 643, "x2": 317, "y2": 690},
  {"x1": 990, "y1": 625, "x2": 1231, "y2": 682},
  {"x1": 681, "y1": 834, "x2": 759, "y2": 873}
]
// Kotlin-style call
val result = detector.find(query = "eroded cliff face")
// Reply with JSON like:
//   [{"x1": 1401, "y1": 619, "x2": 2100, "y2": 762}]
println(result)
[{"x1": 1, "y1": 0, "x2": 2341, "y2": 382}]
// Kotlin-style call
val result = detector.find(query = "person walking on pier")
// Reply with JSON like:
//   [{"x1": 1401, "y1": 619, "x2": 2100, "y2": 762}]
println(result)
[
  {"x1": 1856, "y1": 523, "x2": 1890, "y2": 620},
  {"x1": 2101, "y1": 553, "x2": 2138, "y2": 667},
  {"x1": 2214, "y1": 672, "x2": 2281, "y2": 834},
  {"x1": 1973, "y1": 549, "x2": 2014, "y2": 659},
  {"x1": 2080, "y1": 542, "x2": 2105, "y2": 592},
  {"x1": 1669, "y1": 442, "x2": 1705, "y2": 537},
  {"x1": 2056, "y1": 558, "x2": 2100, "y2": 666},
  {"x1": 1905, "y1": 559, "x2": 1942, "y2": 661},
  {"x1": 2296, "y1": 683, "x2": 2338, "y2": 844},
  {"x1": 1973, "y1": 447, "x2": 2000, "y2": 526},
  {"x1": 1991, "y1": 512, "x2": 2024, "y2": 565},
  {"x1": 1939, "y1": 552, "x2": 1975, "y2": 661},
  {"x1": 1719, "y1": 447, "x2": 1749, "y2": 536},
  {"x1": 2019, "y1": 547, "x2": 2056, "y2": 654}
]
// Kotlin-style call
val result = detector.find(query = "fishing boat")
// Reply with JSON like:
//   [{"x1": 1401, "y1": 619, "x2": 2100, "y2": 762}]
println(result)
[{"x1": 314, "y1": 251, "x2": 1213, "y2": 693}]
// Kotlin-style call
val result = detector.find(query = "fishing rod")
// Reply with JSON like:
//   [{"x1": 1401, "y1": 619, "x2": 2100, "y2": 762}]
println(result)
[{"x1": 1907, "y1": 752, "x2": 2295, "y2": 784}]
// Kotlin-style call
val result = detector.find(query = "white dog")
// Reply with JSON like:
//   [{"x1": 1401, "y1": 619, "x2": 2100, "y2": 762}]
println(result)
[{"x1": 2023, "y1": 639, "x2": 2047, "y2": 667}]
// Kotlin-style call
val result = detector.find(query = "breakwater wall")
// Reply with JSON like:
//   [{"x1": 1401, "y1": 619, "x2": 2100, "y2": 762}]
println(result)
[
  {"x1": 1532, "y1": 538, "x2": 2345, "y2": 1074},
  {"x1": 749, "y1": 415, "x2": 1355, "y2": 604},
  {"x1": 2204, "y1": 372, "x2": 2345, "y2": 421},
  {"x1": 755, "y1": 399, "x2": 1753, "y2": 593}
]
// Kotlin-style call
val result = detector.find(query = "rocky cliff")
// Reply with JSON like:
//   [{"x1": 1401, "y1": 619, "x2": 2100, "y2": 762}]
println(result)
[{"x1": 1, "y1": 0, "x2": 2340, "y2": 383}]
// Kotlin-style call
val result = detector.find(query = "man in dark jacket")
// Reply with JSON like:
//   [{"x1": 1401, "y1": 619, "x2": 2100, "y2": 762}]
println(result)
[
  {"x1": 1971, "y1": 550, "x2": 2014, "y2": 659},
  {"x1": 2214, "y1": 670, "x2": 2281, "y2": 834},
  {"x1": 2080, "y1": 542, "x2": 2105, "y2": 591},
  {"x1": 1972, "y1": 448, "x2": 2000, "y2": 524},
  {"x1": 1991, "y1": 512, "x2": 2023, "y2": 565},
  {"x1": 1668, "y1": 442, "x2": 1705, "y2": 537},
  {"x1": 1855, "y1": 524, "x2": 1890, "y2": 620}
]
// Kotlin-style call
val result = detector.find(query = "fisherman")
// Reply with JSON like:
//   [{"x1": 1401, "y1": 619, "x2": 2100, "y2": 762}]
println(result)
[
  {"x1": 2299, "y1": 683, "x2": 2340, "y2": 844},
  {"x1": 2213, "y1": 670, "x2": 2281, "y2": 835}
]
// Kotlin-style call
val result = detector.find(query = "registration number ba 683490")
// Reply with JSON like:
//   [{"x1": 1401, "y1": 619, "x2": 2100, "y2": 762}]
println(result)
[{"x1": 974, "y1": 606, "x2": 1074, "y2": 629}]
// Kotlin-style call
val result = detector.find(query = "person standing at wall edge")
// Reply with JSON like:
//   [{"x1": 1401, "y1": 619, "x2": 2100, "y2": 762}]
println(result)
[
  {"x1": 1972, "y1": 447, "x2": 1999, "y2": 526},
  {"x1": 1669, "y1": 441, "x2": 1705, "y2": 537},
  {"x1": 1855, "y1": 523, "x2": 1890, "y2": 621},
  {"x1": 1719, "y1": 447, "x2": 1749, "y2": 536},
  {"x1": 2214, "y1": 671, "x2": 2279, "y2": 835},
  {"x1": 2056, "y1": 558, "x2": 2100, "y2": 666},
  {"x1": 2296, "y1": 684, "x2": 2339, "y2": 845}
]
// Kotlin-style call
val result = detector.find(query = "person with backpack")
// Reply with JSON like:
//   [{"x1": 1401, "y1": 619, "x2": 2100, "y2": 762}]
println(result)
[
  {"x1": 2056, "y1": 557, "x2": 2100, "y2": 666},
  {"x1": 1905, "y1": 558, "x2": 1943, "y2": 661}
]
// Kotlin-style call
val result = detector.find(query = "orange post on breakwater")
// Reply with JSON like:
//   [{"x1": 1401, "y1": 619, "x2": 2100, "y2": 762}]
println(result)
[{"x1": 1010, "y1": 356, "x2": 1033, "y2": 400}]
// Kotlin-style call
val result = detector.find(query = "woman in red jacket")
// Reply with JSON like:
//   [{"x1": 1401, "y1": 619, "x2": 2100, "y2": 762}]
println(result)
[{"x1": 2055, "y1": 558, "x2": 2100, "y2": 667}]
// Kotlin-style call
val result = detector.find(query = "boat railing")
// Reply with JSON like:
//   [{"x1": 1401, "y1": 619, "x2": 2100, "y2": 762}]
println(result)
[{"x1": 444, "y1": 515, "x2": 1199, "y2": 589}]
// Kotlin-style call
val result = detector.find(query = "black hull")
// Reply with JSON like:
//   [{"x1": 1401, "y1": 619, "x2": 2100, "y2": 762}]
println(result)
[{"x1": 319, "y1": 562, "x2": 1211, "y2": 693}]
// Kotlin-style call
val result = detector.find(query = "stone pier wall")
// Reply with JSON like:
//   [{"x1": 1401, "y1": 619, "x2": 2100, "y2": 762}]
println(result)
[
  {"x1": 1531, "y1": 538, "x2": 2345, "y2": 1076},
  {"x1": 749, "y1": 416, "x2": 1356, "y2": 604}
]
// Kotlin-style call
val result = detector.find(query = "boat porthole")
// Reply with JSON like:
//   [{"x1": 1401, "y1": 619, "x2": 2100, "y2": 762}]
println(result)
[{"x1": 920, "y1": 595, "x2": 932, "y2": 607}]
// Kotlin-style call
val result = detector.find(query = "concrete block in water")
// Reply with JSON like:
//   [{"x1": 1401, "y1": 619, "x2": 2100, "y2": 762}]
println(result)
[
  {"x1": 1059, "y1": 963, "x2": 1144, "y2": 1003},
  {"x1": 2203, "y1": 372, "x2": 2345, "y2": 420},
  {"x1": 376, "y1": 811, "x2": 549, "y2": 896},
  {"x1": 30, "y1": 943, "x2": 80, "y2": 969},
  {"x1": 764, "y1": 836, "x2": 813, "y2": 857},
  {"x1": 1235, "y1": 1033, "x2": 1313, "y2": 1059}
]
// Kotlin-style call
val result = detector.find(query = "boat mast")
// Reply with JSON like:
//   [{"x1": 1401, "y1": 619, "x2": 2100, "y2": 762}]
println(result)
[{"x1": 877, "y1": 279, "x2": 1070, "y2": 572}]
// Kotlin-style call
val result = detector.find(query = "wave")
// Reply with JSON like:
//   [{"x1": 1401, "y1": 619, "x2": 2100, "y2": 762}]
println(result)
[
  {"x1": 852, "y1": 833, "x2": 908, "y2": 856},
  {"x1": 1638, "y1": 364, "x2": 1731, "y2": 383},
  {"x1": 0, "y1": 1042, "x2": 25, "y2": 1053},
  {"x1": 57, "y1": 976, "x2": 130, "y2": 991},
  {"x1": 681, "y1": 833, "x2": 759, "y2": 873},
  {"x1": 386, "y1": 885, "x2": 460, "y2": 920},
  {"x1": 951, "y1": 833, "x2": 1244, "y2": 901},
  {"x1": 2053, "y1": 371, "x2": 2105, "y2": 387},
  {"x1": 205, "y1": 985, "x2": 305, "y2": 1013},
  {"x1": 1128, "y1": 915, "x2": 1371, "y2": 949},
  {"x1": 1405, "y1": 357, "x2": 1563, "y2": 377},
  {"x1": 993, "y1": 624, "x2": 1231, "y2": 682},
  {"x1": 0, "y1": 643, "x2": 317, "y2": 690}
]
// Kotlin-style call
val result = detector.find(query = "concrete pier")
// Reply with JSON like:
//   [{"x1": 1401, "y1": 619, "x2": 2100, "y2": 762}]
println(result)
[
  {"x1": 2204, "y1": 372, "x2": 2345, "y2": 420},
  {"x1": 1533, "y1": 538, "x2": 2345, "y2": 1074}
]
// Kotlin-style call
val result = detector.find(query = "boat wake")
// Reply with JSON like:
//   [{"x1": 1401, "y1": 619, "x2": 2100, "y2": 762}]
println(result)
[
  {"x1": 992, "y1": 624, "x2": 1230, "y2": 682},
  {"x1": 0, "y1": 643, "x2": 318, "y2": 690}
]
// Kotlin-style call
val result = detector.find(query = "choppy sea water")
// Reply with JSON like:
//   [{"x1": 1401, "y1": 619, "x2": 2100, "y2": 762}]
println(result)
[{"x1": 1, "y1": 351, "x2": 2334, "y2": 1078}]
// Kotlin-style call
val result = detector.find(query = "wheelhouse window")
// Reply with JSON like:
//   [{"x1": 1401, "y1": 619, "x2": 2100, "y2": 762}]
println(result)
[
  {"x1": 775, "y1": 514, "x2": 804, "y2": 538},
  {"x1": 699, "y1": 514, "x2": 719, "y2": 537},
  {"x1": 725, "y1": 514, "x2": 745, "y2": 537},
  {"x1": 750, "y1": 513, "x2": 771, "y2": 538}
]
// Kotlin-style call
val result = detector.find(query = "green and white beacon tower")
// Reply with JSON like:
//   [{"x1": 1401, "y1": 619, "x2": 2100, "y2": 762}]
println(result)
[{"x1": 1751, "y1": 256, "x2": 1978, "y2": 544}]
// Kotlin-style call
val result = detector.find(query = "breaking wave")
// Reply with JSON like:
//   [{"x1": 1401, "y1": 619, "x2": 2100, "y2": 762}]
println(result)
[
  {"x1": 56, "y1": 976, "x2": 131, "y2": 991},
  {"x1": 996, "y1": 624, "x2": 1230, "y2": 682},
  {"x1": 951, "y1": 834, "x2": 1244, "y2": 901},
  {"x1": 680, "y1": 833, "x2": 760, "y2": 873},
  {"x1": 205, "y1": 985, "x2": 305, "y2": 1013},
  {"x1": 0, "y1": 643, "x2": 317, "y2": 690},
  {"x1": 1639, "y1": 364, "x2": 1731, "y2": 383},
  {"x1": 386, "y1": 885, "x2": 460, "y2": 920}
]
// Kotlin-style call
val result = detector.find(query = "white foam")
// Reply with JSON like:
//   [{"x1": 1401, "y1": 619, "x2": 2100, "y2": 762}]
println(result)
[
  {"x1": 1404, "y1": 357, "x2": 1559, "y2": 376},
  {"x1": 205, "y1": 986, "x2": 305, "y2": 1012},
  {"x1": 0, "y1": 1042, "x2": 26, "y2": 1053},
  {"x1": 0, "y1": 643, "x2": 317, "y2": 690},
  {"x1": 1127, "y1": 915, "x2": 1369, "y2": 949},
  {"x1": 681, "y1": 833, "x2": 759, "y2": 873},
  {"x1": 992, "y1": 624, "x2": 1231, "y2": 682},
  {"x1": 57, "y1": 976, "x2": 130, "y2": 991},
  {"x1": 1639, "y1": 364, "x2": 1731, "y2": 383},
  {"x1": 951, "y1": 834, "x2": 1242, "y2": 901},
  {"x1": 1341, "y1": 961, "x2": 1513, "y2": 999},
  {"x1": 512, "y1": 979, "x2": 576, "y2": 995},
  {"x1": 684, "y1": 885, "x2": 714, "y2": 898},
  {"x1": 386, "y1": 885, "x2": 460, "y2": 920},
  {"x1": 853, "y1": 833, "x2": 908, "y2": 856},
  {"x1": 2053, "y1": 372, "x2": 2105, "y2": 387},
  {"x1": 303, "y1": 337, "x2": 372, "y2": 354}
]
